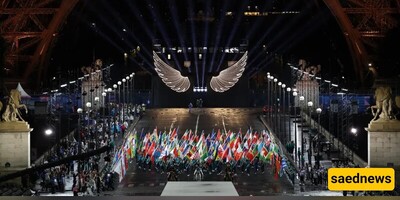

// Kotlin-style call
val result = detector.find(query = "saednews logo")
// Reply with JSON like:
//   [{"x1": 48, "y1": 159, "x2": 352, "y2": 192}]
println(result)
[{"x1": 328, "y1": 168, "x2": 395, "y2": 191}]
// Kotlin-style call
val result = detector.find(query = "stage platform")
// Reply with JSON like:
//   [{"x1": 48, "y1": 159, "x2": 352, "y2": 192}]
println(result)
[{"x1": 161, "y1": 181, "x2": 239, "y2": 196}]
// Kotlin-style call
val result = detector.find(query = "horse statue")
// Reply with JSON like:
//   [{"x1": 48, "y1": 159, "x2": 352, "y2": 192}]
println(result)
[
  {"x1": 370, "y1": 86, "x2": 397, "y2": 121},
  {"x1": 1, "y1": 89, "x2": 28, "y2": 122}
]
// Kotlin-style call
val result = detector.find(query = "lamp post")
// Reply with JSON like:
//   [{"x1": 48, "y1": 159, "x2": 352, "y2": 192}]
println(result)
[
  {"x1": 282, "y1": 83, "x2": 286, "y2": 143},
  {"x1": 273, "y1": 78, "x2": 278, "y2": 133},
  {"x1": 122, "y1": 78, "x2": 126, "y2": 123},
  {"x1": 307, "y1": 101, "x2": 313, "y2": 165},
  {"x1": 107, "y1": 88, "x2": 113, "y2": 138},
  {"x1": 102, "y1": 92, "x2": 107, "y2": 139},
  {"x1": 117, "y1": 81, "x2": 122, "y2": 123},
  {"x1": 286, "y1": 87, "x2": 291, "y2": 147},
  {"x1": 76, "y1": 107, "x2": 83, "y2": 182},
  {"x1": 293, "y1": 91, "x2": 298, "y2": 165},
  {"x1": 299, "y1": 95, "x2": 305, "y2": 167},
  {"x1": 316, "y1": 107, "x2": 322, "y2": 168},
  {"x1": 350, "y1": 127, "x2": 358, "y2": 162},
  {"x1": 85, "y1": 102, "x2": 92, "y2": 149},
  {"x1": 278, "y1": 81, "x2": 282, "y2": 140},
  {"x1": 130, "y1": 73, "x2": 135, "y2": 105},
  {"x1": 117, "y1": 81, "x2": 122, "y2": 106},
  {"x1": 269, "y1": 75, "x2": 274, "y2": 123},
  {"x1": 266, "y1": 73, "x2": 271, "y2": 120},
  {"x1": 126, "y1": 76, "x2": 130, "y2": 106}
]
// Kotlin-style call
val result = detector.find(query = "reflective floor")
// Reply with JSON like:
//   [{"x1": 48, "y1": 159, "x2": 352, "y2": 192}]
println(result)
[{"x1": 105, "y1": 108, "x2": 296, "y2": 196}]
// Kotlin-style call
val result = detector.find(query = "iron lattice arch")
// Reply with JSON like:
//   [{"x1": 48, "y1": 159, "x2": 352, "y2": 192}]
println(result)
[
  {"x1": 323, "y1": 0, "x2": 400, "y2": 82},
  {"x1": 0, "y1": 0, "x2": 78, "y2": 86}
]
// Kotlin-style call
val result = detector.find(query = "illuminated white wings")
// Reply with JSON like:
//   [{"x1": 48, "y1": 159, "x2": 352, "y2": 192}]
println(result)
[
  {"x1": 153, "y1": 51, "x2": 190, "y2": 92},
  {"x1": 210, "y1": 51, "x2": 248, "y2": 92}
]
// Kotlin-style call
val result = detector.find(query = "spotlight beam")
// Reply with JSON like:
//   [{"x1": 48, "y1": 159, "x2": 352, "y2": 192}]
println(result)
[
  {"x1": 188, "y1": 0, "x2": 200, "y2": 87},
  {"x1": 216, "y1": 1, "x2": 248, "y2": 72},
  {"x1": 146, "y1": 3, "x2": 182, "y2": 71},
  {"x1": 87, "y1": 0, "x2": 156, "y2": 72},
  {"x1": 209, "y1": 1, "x2": 229, "y2": 73},
  {"x1": 247, "y1": 1, "x2": 300, "y2": 56},
  {"x1": 201, "y1": 0, "x2": 212, "y2": 88},
  {"x1": 169, "y1": 0, "x2": 189, "y2": 62}
]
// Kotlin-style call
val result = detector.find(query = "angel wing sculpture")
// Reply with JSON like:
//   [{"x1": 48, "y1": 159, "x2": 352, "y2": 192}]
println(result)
[
  {"x1": 210, "y1": 51, "x2": 248, "y2": 92},
  {"x1": 153, "y1": 51, "x2": 191, "y2": 92}
]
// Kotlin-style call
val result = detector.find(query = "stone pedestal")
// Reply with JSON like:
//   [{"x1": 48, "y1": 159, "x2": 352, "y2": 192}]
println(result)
[
  {"x1": 0, "y1": 121, "x2": 33, "y2": 168},
  {"x1": 366, "y1": 120, "x2": 400, "y2": 167}
]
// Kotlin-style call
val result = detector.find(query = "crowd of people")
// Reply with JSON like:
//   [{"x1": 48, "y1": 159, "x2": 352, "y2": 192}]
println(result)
[{"x1": 24, "y1": 102, "x2": 145, "y2": 196}]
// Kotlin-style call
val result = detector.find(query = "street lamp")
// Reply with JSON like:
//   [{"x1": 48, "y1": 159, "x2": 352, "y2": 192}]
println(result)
[
  {"x1": 350, "y1": 127, "x2": 358, "y2": 162},
  {"x1": 281, "y1": 83, "x2": 286, "y2": 143},
  {"x1": 316, "y1": 107, "x2": 322, "y2": 168},
  {"x1": 76, "y1": 107, "x2": 83, "y2": 188},
  {"x1": 269, "y1": 75, "x2": 274, "y2": 122},
  {"x1": 117, "y1": 81, "x2": 122, "y2": 106},
  {"x1": 307, "y1": 101, "x2": 313, "y2": 165},
  {"x1": 130, "y1": 73, "x2": 135, "y2": 105},
  {"x1": 45, "y1": 129, "x2": 53, "y2": 136},
  {"x1": 292, "y1": 91, "x2": 298, "y2": 164},
  {"x1": 126, "y1": 76, "x2": 130, "y2": 105},
  {"x1": 299, "y1": 95, "x2": 305, "y2": 167},
  {"x1": 273, "y1": 78, "x2": 278, "y2": 134},
  {"x1": 122, "y1": 78, "x2": 127, "y2": 122},
  {"x1": 286, "y1": 87, "x2": 291, "y2": 148},
  {"x1": 102, "y1": 92, "x2": 107, "y2": 139}
]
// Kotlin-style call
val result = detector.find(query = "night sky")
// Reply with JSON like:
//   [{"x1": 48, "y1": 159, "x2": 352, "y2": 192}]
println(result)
[{"x1": 45, "y1": 0, "x2": 363, "y2": 91}]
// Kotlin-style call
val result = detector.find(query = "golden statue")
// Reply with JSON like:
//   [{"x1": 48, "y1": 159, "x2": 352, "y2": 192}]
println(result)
[{"x1": 1, "y1": 89, "x2": 28, "y2": 122}]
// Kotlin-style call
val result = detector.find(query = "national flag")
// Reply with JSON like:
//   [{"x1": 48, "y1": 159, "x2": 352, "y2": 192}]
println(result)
[
  {"x1": 245, "y1": 151, "x2": 254, "y2": 161},
  {"x1": 216, "y1": 129, "x2": 222, "y2": 142},
  {"x1": 234, "y1": 144, "x2": 243, "y2": 161}
]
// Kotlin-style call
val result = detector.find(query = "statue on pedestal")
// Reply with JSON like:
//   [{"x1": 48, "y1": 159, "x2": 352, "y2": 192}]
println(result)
[
  {"x1": 1, "y1": 89, "x2": 28, "y2": 122},
  {"x1": 81, "y1": 59, "x2": 103, "y2": 81},
  {"x1": 370, "y1": 86, "x2": 399, "y2": 121}
]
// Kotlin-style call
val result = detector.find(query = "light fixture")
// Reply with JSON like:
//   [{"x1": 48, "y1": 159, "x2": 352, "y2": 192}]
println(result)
[
  {"x1": 94, "y1": 97, "x2": 100, "y2": 102},
  {"x1": 274, "y1": 78, "x2": 277, "y2": 82},
  {"x1": 316, "y1": 107, "x2": 322, "y2": 113},
  {"x1": 102, "y1": 92, "x2": 106, "y2": 97},
  {"x1": 122, "y1": 78, "x2": 126, "y2": 83},
  {"x1": 107, "y1": 88, "x2": 112, "y2": 92},
  {"x1": 45, "y1": 129, "x2": 53, "y2": 136},
  {"x1": 351, "y1": 127, "x2": 358, "y2": 134},
  {"x1": 126, "y1": 76, "x2": 130, "y2": 80},
  {"x1": 282, "y1": 84, "x2": 286, "y2": 88},
  {"x1": 293, "y1": 91, "x2": 298, "y2": 96},
  {"x1": 113, "y1": 84, "x2": 117, "y2": 89},
  {"x1": 118, "y1": 81, "x2": 122, "y2": 86},
  {"x1": 299, "y1": 96, "x2": 305, "y2": 101},
  {"x1": 77, "y1": 108, "x2": 83, "y2": 113},
  {"x1": 287, "y1": 87, "x2": 291, "y2": 92},
  {"x1": 86, "y1": 102, "x2": 92, "y2": 108},
  {"x1": 307, "y1": 101, "x2": 313, "y2": 107},
  {"x1": 278, "y1": 82, "x2": 282, "y2": 86}
]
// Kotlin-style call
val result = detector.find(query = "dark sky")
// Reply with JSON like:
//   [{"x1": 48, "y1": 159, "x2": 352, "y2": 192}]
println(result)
[{"x1": 48, "y1": 0, "x2": 355, "y2": 89}]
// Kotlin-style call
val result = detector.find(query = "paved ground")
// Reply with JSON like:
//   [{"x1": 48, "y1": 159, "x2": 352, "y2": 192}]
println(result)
[
  {"x1": 36, "y1": 108, "x2": 346, "y2": 196},
  {"x1": 105, "y1": 108, "x2": 296, "y2": 196}
]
